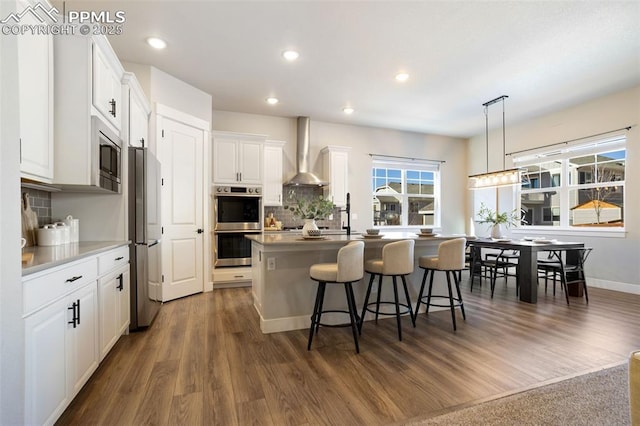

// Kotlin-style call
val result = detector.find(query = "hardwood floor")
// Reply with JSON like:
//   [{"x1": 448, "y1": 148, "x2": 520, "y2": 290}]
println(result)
[{"x1": 56, "y1": 276, "x2": 640, "y2": 425}]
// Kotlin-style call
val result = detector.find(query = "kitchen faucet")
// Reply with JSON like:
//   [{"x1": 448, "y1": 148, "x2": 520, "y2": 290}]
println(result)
[{"x1": 341, "y1": 192, "x2": 351, "y2": 237}]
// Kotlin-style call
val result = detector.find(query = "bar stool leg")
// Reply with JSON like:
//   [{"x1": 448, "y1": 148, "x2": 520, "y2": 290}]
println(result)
[
  {"x1": 425, "y1": 270, "x2": 435, "y2": 314},
  {"x1": 308, "y1": 281, "x2": 325, "y2": 350},
  {"x1": 453, "y1": 270, "x2": 466, "y2": 320},
  {"x1": 445, "y1": 271, "x2": 457, "y2": 331},
  {"x1": 315, "y1": 282, "x2": 327, "y2": 334},
  {"x1": 392, "y1": 275, "x2": 402, "y2": 341},
  {"x1": 414, "y1": 268, "x2": 429, "y2": 321},
  {"x1": 374, "y1": 275, "x2": 383, "y2": 323},
  {"x1": 359, "y1": 274, "x2": 375, "y2": 333},
  {"x1": 344, "y1": 282, "x2": 360, "y2": 353},
  {"x1": 401, "y1": 275, "x2": 416, "y2": 327}
]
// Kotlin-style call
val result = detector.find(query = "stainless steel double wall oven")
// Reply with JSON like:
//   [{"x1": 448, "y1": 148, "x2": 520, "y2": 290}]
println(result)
[{"x1": 213, "y1": 185, "x2": 262, "y2": 267}]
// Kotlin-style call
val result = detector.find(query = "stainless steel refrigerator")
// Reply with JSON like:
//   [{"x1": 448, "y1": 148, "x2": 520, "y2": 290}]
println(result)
[{"x1": 128, "y1": 146, "x2": 162, "y2": 330}]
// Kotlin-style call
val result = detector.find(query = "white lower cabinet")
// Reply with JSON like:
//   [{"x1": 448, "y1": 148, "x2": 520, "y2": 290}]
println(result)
[
  {"x1": 99, "y1": 265, "x2": 130, "y2": 360},
  {"x1": 24, "y1": 278, "x2": 99, "y2": 426},
  {"x1": 23, "y1": 245, "x2": 129, "y2": 426}
]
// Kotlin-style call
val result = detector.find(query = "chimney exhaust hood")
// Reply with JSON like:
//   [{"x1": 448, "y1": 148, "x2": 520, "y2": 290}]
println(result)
[{"x1": 284, "y1": 116, "x2": 328, "y2": 186}]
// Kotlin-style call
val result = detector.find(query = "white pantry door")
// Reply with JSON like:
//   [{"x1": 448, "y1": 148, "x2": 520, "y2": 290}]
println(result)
[{"x1": 158, "y1": 113, "x2": 205, "y2": 301}]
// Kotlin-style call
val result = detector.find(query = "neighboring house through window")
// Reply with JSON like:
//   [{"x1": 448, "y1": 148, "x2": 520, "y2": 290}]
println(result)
[{"x1": 371, "y1": 156, "x2": 441, "y2": 227}]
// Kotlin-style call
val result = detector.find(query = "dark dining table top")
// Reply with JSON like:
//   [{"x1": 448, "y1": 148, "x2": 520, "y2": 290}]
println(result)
[{"x1": 467, "y1": 237, "x2": 585, "y2": 251}]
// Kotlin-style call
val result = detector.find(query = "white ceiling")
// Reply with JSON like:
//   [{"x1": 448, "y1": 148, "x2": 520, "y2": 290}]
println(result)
[{"x1": 60, "y1": 1, "x2": 640, "y2": 138}]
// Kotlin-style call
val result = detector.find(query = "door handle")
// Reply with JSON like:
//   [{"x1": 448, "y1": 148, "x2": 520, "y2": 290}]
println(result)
[
  {"x1": 117, "y1": 273, "x2": 124, "y2": 291},
  {"x1": 196, "y1": 228, "x2": 204, "y2": 234},
  {"x1": 109, "y1": 98, "x2": 116, "y2": 117}
]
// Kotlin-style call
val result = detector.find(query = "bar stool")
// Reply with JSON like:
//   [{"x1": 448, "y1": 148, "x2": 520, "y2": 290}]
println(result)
[
  {"x1": 308, "y1": 241, "x2": 365, "y2": 353},
  {"x1": 415, "y1": 238, "x2": 466, "y2": 331},
  {"x1": 359, "y1": 239, "x2": 415, "y2": 341}
]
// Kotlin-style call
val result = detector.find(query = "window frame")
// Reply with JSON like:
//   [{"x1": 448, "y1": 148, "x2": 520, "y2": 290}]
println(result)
[
  {"x1": 371, "y1": 158, "x2": 441, "y2": 229},
  {"x1": 513, "y1": 136, "x2": 626, "y2": 236}
]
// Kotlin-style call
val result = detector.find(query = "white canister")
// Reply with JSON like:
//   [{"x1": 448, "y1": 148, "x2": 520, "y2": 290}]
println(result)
[
  {"x1": 64, "y1": 215, "x2": 79, "y2": 243},
  {"x1": 54, "y1": 222, "x2": 70, "y2": 244},
  {"x1": 37, "y1": 224, "x2": 62, "y2": 246}
]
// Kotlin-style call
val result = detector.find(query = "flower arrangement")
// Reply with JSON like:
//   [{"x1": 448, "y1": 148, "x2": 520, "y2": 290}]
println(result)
[
  {"x1": 476, "y1": 202, "x2": 520, "y2": 227},
  {"x1": 285, "y1": 196, "x2": 336, "y2": 220}
]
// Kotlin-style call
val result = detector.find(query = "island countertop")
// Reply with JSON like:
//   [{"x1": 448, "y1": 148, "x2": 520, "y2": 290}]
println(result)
[{"x1": 246, "y1": 232, "x2": 464, "y2": 246}]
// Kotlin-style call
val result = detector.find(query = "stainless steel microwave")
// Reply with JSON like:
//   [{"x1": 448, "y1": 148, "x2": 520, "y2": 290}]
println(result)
[{"x1": 92, "y1": 116, "x2": 122, "y2": 193}]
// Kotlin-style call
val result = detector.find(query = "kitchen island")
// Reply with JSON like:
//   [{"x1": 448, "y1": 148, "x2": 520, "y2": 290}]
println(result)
[{"x1": 247, "y1": 232, "x2": 465, "y2": 333}]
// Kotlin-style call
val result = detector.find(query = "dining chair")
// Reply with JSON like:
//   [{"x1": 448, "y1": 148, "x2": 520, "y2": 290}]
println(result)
[
  {"x1": 484, "y1": 249, "x2": 520, "y2": 297},
  {"x1": 538, "y1": 248, "x2": 592, "y2": 304}
]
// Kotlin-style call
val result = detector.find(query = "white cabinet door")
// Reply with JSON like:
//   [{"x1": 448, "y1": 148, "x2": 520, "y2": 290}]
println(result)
[
  {"x1": 17, "y1": 0, "x2": 53, "y2": 183},
  {"x1": 263, "y1": 141, "x2": 285, "y2": 206},
  {"x1": 239, "y1": 140, "x2": 263, "y2": 184},
  {"x1": 212, "y1": 134, "x2": 264, "y2": 184},
  {"x1": 24, "y1": 280, "x2": 98, "y2": 426},
  {"x1": 118, "y1": 267, "x2": 131, "y2": 335},
  {"x1": 98, "y1": 271, "x2": 119, "y2": 360},
  {"x1": 129, "y1": 93, "x2": 149, "y2": 148},
  {"x1": 212, "y1": 137, "x2": 239, "y2": 183},
  {"x1": 322, "y1": 146, "x2": 350, "y2": 207},
  {"x1": 92, "y1": 43, "x2": 121, "y2": 131},
  {"x1": 24, "y1": 297, "x2": 69, "y2": 426},
  {"x1": 98, "y1": 265, "x2": 129, "y2": 359},
  {"x1": 68, "y1": 282, "x2": 99, "y2": 397}
]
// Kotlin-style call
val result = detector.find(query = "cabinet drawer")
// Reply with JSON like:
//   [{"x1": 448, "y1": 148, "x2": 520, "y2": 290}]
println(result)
[
  {"x1": 23, "y1": 257, "x2": 98, "y2": 316},
  {"x1": 98, "y1": 246, "x2": 129, "y2": 276},
  {"x1": 213, "y1": 268, "x2": 252, "y2": 283}
]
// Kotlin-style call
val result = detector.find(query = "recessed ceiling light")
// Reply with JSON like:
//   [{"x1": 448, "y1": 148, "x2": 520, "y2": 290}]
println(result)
[
  {"x1": 343, "y1": 107, "x2": 354, "y2": 115},
  {"x1": 282, "y1": 50, "x2": 300, "y2": 61},
  {"x1": 395, "y1": 72, "x2": 410, "y2": 82},
  {"x1": 266, "y1": 97, "x2": 279, "y2": 105},
  {"x1": 146, "y1": 37, "x2": 167, "y2": 49}
]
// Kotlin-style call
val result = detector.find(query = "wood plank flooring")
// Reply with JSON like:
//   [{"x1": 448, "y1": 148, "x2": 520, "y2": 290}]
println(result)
[{"x1": 56, "y1": 276, "x2": 640, "y2": 425}]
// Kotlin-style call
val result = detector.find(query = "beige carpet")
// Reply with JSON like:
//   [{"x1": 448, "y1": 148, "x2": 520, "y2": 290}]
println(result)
[{"x1": 403, "y1": 363, "x2": 630, "y2": 426}]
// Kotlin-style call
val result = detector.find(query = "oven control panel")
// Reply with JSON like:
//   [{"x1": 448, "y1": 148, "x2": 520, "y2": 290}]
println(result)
[{"x1": 214, "y1": 186, "x2": 262, "y2": 195}]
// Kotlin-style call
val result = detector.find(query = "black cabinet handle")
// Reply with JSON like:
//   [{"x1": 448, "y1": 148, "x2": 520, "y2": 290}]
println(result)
[
  {"x1": 115, "y1": 256, "x2": 124, "y2": 261},
  {"x1": 197, "y1": 228, "x2": 204, "y2": 234},
  {"x1": 65, "y1": 275, "x2": 83, "y2": 283},
  {"x1": 140, "y1": 137, "x2": 145, "y2": 147},
  {"x1": 117, "y1": 274, "x2": 124, "y2": 291},
  {"x1": 68, "y1": 302, "x2": 78, "y2": 328},
  {"x1": 76, "y1": 299, "x2": 81, "y2": 325},
  {"x1": 109, "y1": 98, "x2": 116, "y2": 117}
]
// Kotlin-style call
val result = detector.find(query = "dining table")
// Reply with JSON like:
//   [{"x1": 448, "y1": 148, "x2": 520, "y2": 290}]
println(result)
[{"x1": 467, "y1": 238, "x2": 585, "y2": 303}]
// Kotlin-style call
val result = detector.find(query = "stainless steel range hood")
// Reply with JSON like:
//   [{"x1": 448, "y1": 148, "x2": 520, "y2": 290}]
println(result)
[{"x1": 284, "y1": 116, "x2": 328, "y2": 186}]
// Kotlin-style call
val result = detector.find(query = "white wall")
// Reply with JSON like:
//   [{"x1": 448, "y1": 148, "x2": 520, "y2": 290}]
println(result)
[
  {"x1": 213, "y1": 111, "x2": 468, "y2": 234},
  {"x1": 467, "y1": 85, "x2": 640, "y2": 291},
  {"x1": 1, "y1": 0, "x2": 26, "y2": 421}
]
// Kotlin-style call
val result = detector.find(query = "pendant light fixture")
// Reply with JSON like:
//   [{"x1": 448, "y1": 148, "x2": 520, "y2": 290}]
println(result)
[{"x1": 469, "y1": 95, "x2": 521, "y2": 189}]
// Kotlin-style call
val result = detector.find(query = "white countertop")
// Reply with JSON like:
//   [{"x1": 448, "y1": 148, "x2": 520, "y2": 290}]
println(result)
[
  {"x1": 22, "y1": 241, "x2": 130, "y2": 276},
  {"x1": 246, "y1": 232, "x2": 464, "y2": 246}
]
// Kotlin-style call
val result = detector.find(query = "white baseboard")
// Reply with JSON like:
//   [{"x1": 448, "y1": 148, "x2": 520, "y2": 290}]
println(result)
[{"x1": 587, "y1": 277, "x2": 640, "y2": 294}]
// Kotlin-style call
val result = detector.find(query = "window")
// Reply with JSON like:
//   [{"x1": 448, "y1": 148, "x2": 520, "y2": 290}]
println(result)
[
  {"x1": 372, "y1": 158, "x2": 440, "y2": 227},
  {"x1": 516, "y1": 136, "x2": 625, "y2": 228}
]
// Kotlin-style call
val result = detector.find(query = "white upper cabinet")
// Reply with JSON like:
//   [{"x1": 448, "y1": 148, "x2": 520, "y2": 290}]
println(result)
[
  {"x1": 123, "y1": 72, "x2": 150, "y2": 148},
  {"x1": 263, "y1": 140, "x2": 286, "y2": 206},
  {"x1": 322, "y1": 146, "x2": 350, "y2": 207},
  {"x1": 53, "y1": 33, "x2": 125, "y2": 187},
  {"x1": 92, "y1": 39, "x2": 123, "y2": 132},
  {"x1": 212, "y1": 132, "x2": 264, "y2": 185},
  {"x1": 17, "y1": 0, "x2": 54, "y2": 183}
]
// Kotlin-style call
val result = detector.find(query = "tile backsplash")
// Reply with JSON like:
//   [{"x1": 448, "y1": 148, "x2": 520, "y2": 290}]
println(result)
[
  {"x1": 21, "y1": 187, "x2": 51, "y2": 227},
  {"x1": 265, "y1": 186, "x2": 342, "y2": 229}
]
